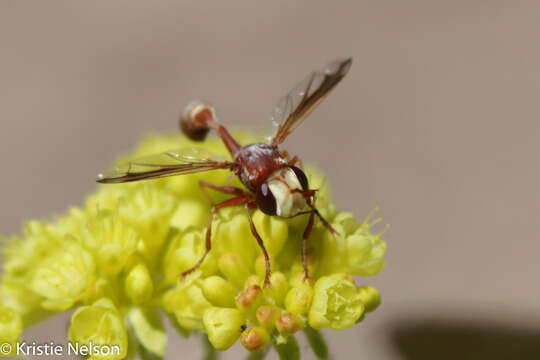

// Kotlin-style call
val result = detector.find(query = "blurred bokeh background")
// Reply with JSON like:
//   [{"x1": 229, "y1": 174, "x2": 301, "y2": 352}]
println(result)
[{"x1": 1, "y1": 1, "x2": 539, "y2": 359}]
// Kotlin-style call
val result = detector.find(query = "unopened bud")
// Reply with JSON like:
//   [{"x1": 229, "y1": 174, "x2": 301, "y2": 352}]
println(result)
[
  {"x1": 357, "y1": 286, "x2": 380, "y2": 312},
  {"x1": 264, "y1": 272, "x2": 288, "y2": 306},
  {"x1": 203, "y1": 307, "x2": 244, "y2": 350},
  {"x1": 244, "y1": 275, "x2": 262, "y2": 289},
  {"x1": 125, "y1": 263, "x2": 153, "y2": 304},
  {"x1": 240, "y1": 326, "x2": 270, "y2": 351},
  {"x1": 235, "y1": 285, "x2": 263, "y2": 313},
  {"x1": 256, "y1": 306, "x2": 279, "y2": 329},
  {"x1": 284, "y1": 284, "x2": 313, "y2": 315},
  {"x1": 276, "y1": 312, "x2": 304, "y2": 335},
  {"x1": 201, "y1": 276, "x2": 237, "y2": 308},
  {"x1": 219, "y1": 253, "x2": 250, "y2": 288},
  {"x1": 330, "y1": 273, "x2": 355, "y2": 284}
]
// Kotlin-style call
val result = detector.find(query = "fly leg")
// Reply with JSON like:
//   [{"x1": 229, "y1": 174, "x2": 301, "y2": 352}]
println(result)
[
  {"x1": 300, "y1": 194, "x2": 339, "y2": 282},
  {"x1": 199, "y1": 180, "x2": 246, "y2": 205},
  {"x1": 244, "y1": 202, "x2": 272, "y2": 288},
  {"x1": 281, "y1": 150, "x2": 303, "y2": 168},
  {"x1": 288, "y1": 156, "x2": 303, "y2": 168},
  {"x1": 311, "y1": 206, "x2": 337, "y2": 236},
  {"x1": 302, "y1": 210, "x2": 315, "y2": 282},
  {"x1": 181, "y1": 183, "x2": 251, "y2": 278}
]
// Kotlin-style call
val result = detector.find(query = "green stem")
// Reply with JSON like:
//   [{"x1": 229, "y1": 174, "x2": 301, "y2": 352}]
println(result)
[
  {"x1": 246, "y1": 346, "x2": 270, "y2": 360},
  {"x1": 202, "y1": 333, "x2": 219, "y2": 360},
  {"x1": 273, "y1": 336, "x2": 300, "y2": 360},
  {"x1": 303, "y1": 327, "x2": 329, "y2": 359}
]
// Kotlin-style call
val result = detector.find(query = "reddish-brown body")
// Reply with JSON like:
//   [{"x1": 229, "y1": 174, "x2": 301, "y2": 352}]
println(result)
[
  {"x1": 181, "y1": 103, "x2": 289, "y2": 194},
  {"x1": 232, "y1": 143, "x2": 287, "y2": 193}
]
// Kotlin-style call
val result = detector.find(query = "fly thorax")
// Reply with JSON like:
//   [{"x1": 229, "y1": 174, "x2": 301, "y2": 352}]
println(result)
[{"x1": 267, "y1": 168, "x2": 306, "y2": 217}]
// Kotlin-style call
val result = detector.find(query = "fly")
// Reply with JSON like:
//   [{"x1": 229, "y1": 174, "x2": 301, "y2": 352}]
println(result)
[{"x1": 97, "y1": 58, "x2": 352, "y2": 287}]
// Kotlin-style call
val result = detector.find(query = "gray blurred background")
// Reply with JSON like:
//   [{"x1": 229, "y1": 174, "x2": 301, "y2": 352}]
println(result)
[{"x1": 1, "y1": 1, "x2": 540, "y2": 359}]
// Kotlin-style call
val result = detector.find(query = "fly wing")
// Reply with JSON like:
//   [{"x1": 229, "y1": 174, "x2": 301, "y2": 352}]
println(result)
[
  {"x1": 96, "y1": 148, "x2": 232, "y2": 183},
  {"x1": 270, "y1": 58, "x2": 352, "y2": 146}
]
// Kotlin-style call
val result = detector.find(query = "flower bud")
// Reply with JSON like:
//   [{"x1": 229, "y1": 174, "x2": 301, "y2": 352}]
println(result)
[
  {"x1": 68, "y1": 298, "x2": 128, "y2": 359},
  {"x1": 357, "y1": 286, "x2": 381, "y2": 312},
  {"x1": 308, "y1": 276, "x2": 365, "y2": 330},
  {"x1": 163, "y1": 280, "x2": 212, "y2": 330},
  {"x1": 219, "y1": 253, "x2": 251, "y2": 288},
  {"x1": 284, "y1": 284, "x2": 313, "y2": 315},
  {"x1": 215, "y1": 214, "x2": 257, "y2": 262},
  {"x1": 170, "y1": 198, "x2": 208, "y2": 231},
  {"x1": 203, "y1": 307, "x2": 244, "y2": 350},
  {"x1": 330, "y1": 273, "x2": 355, "y2": 284},
  {"x1": 164, "y1": 230, "x2": 218, "y2": 284},
  {"x1": 276, "y1": 312, "x2": 304, "y2": 335},
  {"x1": 256, "y1": 306, "x2": 279, "y2": 330},
  {"x1": 201, "y1": 276, "x2": 237, "y2": 308},
  {"x1": 252, "y1": 210, "x2": 288, "y2": 255},
  {"x1": 98, "y1": 244, "x2": 127, "y2": 275},
  {"x1": 0, "y1": 306, "x2": 22, "y2": 343},
  {"x1": 125, "y1": 263, "x2": 154, "y2": 304},
  {"x1": 235, "y1": 285, "x2": 263, "y2": 313},
  {"x1": 264, "y1": 272, "x2": 288, "y2": 306},
  {"x1": 240, "y1": 326, "x2": 270, "y2": 351},
  {"x1": 333, "y1": 211, "x2": 361, "y2": 235},
  {"x1": 244, "y1": 275, "x2": 262, "y2": 289}
]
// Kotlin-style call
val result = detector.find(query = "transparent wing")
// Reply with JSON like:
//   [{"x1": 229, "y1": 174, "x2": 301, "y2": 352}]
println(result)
[
  {"x1": 96, "y1": 148, "x2": 232, "y2": 183},
  {"x1": 270, "y1": 58, "x2": 352, "y2": 146}
]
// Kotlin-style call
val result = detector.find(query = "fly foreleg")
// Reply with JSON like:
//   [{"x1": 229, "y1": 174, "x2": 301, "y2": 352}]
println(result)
[{"x1": 302, "y1": 210, "x2": 315, "y2": 282}]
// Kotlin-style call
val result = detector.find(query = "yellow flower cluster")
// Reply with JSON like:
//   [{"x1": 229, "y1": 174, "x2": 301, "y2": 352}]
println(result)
[{"x1": 0, "y1": 132, "x2": 387, "y2": 359}]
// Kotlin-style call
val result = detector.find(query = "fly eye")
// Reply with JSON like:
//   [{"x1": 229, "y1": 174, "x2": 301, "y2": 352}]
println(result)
[
  {"x1": 290, "y1": 166, "x2": 309, "y2": 190},
  {"x1": 256, "y1": 182, "x2": 277, "y2": 215}
]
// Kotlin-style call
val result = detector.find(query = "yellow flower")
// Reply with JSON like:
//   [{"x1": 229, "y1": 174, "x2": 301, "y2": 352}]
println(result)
[
  {"x1": 68, "y1": 298, "x2": 128, "y2": 360},
  {"x1": 308, "y1": 276, "x2": 365, "y2": 330},
  {"x1": 30, "y1": 240, "x2": 95, "y2": 311},
  {"x1": 202, "y1": 307, "x2": 245, "y2": 350},
  {"x1": 0, "y1": 132, "x2": 387, "y2": 358},
  {"x1": 0, "y1": 306, "x2": 22, "y2": 343},
  {"x1": 124, "y1": 262, "x2": 154, "y2": 304},
  {"x1": 80, "y1": 212, "x2": 139, "y2": 276},
  {"x1": 162, "y1": 274, "x2": 212, "y2": 330}
]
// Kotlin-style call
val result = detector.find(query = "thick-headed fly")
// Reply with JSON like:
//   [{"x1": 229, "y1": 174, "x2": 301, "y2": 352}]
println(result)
[{"x1": 97, "y1": 58, "x2": 352, "y2": 287}]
